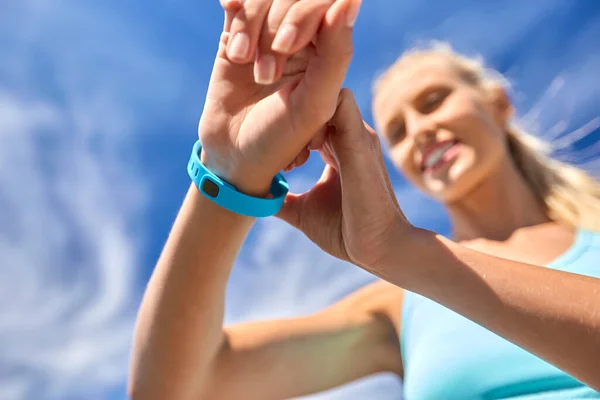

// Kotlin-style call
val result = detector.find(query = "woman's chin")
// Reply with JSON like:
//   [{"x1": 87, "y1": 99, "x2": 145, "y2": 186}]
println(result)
[{"x1": 423, "y1": 169, "x2": 478, "y2": 203}]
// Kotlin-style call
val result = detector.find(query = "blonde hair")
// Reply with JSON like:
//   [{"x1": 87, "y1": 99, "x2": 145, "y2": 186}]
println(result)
[{"x1": 373, "y1": 42, "x2": 600, "y2": 232}]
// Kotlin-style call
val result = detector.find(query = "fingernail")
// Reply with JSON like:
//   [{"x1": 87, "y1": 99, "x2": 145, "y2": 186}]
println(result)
[
  {"x1": 254, "y1": 54, "x2": 276, "y2": 85},
  {"x1": 346, "y1": 0, "x2": 362, "y2": 28},
  {"x1": 227, "y1": 32, "x2": 250, "y2": 61},
  {"x1": 272, "y1": 24, "x2": 298, "y2": 53}
]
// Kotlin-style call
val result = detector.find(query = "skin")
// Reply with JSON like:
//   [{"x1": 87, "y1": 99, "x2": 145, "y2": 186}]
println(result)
[{"x1": 128, "y1": 1, "x2": 600, "y2": 399}]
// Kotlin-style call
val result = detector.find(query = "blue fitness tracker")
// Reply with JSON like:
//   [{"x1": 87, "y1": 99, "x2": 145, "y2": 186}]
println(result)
[{"x1": 188, "y1": 140, "x2": 289, "y2": 218}]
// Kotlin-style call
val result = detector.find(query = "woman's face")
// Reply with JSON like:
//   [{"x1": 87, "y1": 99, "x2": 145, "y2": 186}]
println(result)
[{"x1": 373, "y1": 56, "x2": 512, "y2": 203}]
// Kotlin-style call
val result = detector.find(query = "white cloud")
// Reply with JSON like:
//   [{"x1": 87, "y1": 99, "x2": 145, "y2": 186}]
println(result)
[
  {"x1": 0, "y1": 90, "x2": 144, "y2": 399},
  {"x1": 0, "y1": 1, "x2": 190, "y2": 398}
]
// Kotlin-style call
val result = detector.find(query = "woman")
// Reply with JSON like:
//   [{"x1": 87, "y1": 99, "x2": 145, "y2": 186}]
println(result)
[{"x1": 128, "y1": 0, "x2": 600, "y2": 398}]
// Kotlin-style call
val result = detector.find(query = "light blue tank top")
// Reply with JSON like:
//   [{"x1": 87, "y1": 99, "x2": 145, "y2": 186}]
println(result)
[{"x1": 401, "y1": 228, "x2": 600, "y2": 399}]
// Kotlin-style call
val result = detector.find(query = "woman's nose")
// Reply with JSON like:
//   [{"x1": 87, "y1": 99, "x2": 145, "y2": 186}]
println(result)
[{"x1": 407, "y1": 112, "x2": 437, "y2": 145}]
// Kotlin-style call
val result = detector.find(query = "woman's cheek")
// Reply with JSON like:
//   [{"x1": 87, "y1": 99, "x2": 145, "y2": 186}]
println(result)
[{"x1": 395, "y1": 147, "x2": 423, "y2": 185}]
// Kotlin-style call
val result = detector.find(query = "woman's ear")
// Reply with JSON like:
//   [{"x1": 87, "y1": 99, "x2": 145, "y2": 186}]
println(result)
[{"x1": 489, "y1": 85, "x2": 514, "y2": 127}]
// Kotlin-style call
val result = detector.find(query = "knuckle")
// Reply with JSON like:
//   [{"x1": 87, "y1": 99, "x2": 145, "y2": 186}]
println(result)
[
  {"x1": 286, "y1": 0, "x2": 330, "y2": 23},
  {"x1": 265, "y1": 23, "x2": 279, "y2": 37},
  {"x1": 339, "y1": 43, "x2": 354, "y2": 62},
  {"x1": 260, "y1": 1, "x2": 288, "y2": 43},
  {"x1": 239, "y1": 0, "x2": 270, "y2": 22},
  {"x1": 340, "y1": 88, "x2": 354, "y2": 101},
  {"x1": 265, "y1": 0, "x2": 294, "y2": 27},
  {"x1": 219, "y1": 31, "x2": 230, "y2": 46}
]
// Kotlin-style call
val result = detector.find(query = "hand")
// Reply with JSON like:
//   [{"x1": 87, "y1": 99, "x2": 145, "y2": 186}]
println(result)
[
  {"x1": 277, "y1": 90, "x2": 414, "y2": 271},
  {"x1": 198, "y1": 0, "x2": 362, "y2": 197}
]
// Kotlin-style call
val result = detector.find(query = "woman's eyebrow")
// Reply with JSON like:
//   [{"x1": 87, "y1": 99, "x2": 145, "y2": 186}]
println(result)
[{"x1": 413, "y1": 83, "x2": 448, "y2": 103}]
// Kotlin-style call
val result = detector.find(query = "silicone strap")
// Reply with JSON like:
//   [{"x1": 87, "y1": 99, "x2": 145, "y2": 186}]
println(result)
[{"x1": 188, "y1": 140, "x2": 289, "y2": 217}]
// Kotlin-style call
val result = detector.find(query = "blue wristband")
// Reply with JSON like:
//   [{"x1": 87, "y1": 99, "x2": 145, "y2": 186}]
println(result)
[{"x1": 188, "y1": 140, "x2": 289, "y2": 218}]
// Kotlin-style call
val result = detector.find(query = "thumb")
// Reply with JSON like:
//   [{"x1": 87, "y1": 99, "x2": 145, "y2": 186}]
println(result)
[
  {"x1": 216, "y1": 0, "x2": 243, "y2": 60},
  {"x1": 327, "y1": 89, "x2": 382, "y2": 181},
  {"x1": 276, "y1": 164, "x2": 341, "y2": 230},
  {"x1": 326, "y1": 89, "x2": 401, "y2": 219},
  {"x1": 276, "y1": 190, "x2": 305, "y2": 231}
]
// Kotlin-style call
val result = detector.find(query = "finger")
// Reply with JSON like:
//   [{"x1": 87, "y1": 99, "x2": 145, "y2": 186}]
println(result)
[
  {"x1": 276, "y1": 192, "x2": 301, "y2": 228},
  {"x1": 328, "y1": 89, "x2": 377, "y2": 168},
  {"x1": 219, "y1": 0, "x2": 242, "y2": 57},
  {"x1": 293, "y1": 146, "x2": 311, "y2": 168},
  {"x1": 319, "y1": 143, "x2": 338, "y2": 170},
  {"x1": 276, "y1": 164, "x2": 339, "y2": 228},
  {"x1": 227, "y1": 0, "x2": 274, "y2": 64},
  {"x1": 282, "y1": 145, "x2": 310, "y2": 172},
  {"x1": 220, "y1": 0, "x2": 243, "y2": 32},
  {"x1": 271, "y1": 0, "x2": 334, "y2": 55},
  {"x1": 290, "y1": 0, "x2": 361, "y2": 133},
  {"x1": 283, "y1": 161, "x2": 295, "y2": 173},
  {"x1": 309, "y1": 125, "x2": 328, "y2": 150},
  {"x1": 254, "y1": 0, "x2": 295, "y2": 85},
  {"x1": 272, "y1": 0, "x2": 333, "y2": 58},
  {"x1": 220, "y1": 0, "x2": 243, "y2": 12},
  {"x1": 281, "y1": 44, "x2": 314, "y2": 78},
  {"x1": 327, "y1": 89, "x2": 401, "y2": 218},
  {"x1": 269, "y1": 0, "x2": 333, "y2": 84},
  {"x1": 256, "y1": 0, "x2": 333, "y2": 85}
]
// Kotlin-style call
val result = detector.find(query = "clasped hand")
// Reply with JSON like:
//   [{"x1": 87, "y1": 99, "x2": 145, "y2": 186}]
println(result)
[{"x1": 198, "y1": 0, "x2": 413, "y2": 271}]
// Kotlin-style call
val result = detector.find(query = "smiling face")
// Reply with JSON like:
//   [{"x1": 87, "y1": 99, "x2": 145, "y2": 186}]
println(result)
[{"x1": 373, "y1": 54, "x2": 513, "y2": 203}]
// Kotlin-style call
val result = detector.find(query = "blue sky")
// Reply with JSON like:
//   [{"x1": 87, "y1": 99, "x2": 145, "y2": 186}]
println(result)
[{"x1": 1, "y1": 1, "x2": 599, "y2": 399}]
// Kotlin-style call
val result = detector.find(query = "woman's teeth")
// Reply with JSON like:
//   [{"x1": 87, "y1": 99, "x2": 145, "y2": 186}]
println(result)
[{"x1": 424, "y1": 142, "x2": 455, "y2": 169}]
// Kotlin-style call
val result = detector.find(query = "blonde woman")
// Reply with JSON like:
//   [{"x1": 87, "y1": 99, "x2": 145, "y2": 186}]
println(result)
[{"x1": 129, "y1": 0, "x2": 600, "y2": 398}]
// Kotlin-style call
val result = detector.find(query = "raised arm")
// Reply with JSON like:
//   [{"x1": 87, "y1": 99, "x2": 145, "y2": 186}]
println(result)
[
  {"x1": 128, "y1": 0, "x2": 373, "y2": 398},
  {"x1": 128, "y1": 187, "x2": 253, "y2": 399}
]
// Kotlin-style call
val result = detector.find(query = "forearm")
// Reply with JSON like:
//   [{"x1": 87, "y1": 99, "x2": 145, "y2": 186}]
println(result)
[
  {"x1": 380, "y1": 228, "x2": 600, "y2": 390},
  {"x1": 129, "y1": 185, "x2": 255, "y2": 399}
]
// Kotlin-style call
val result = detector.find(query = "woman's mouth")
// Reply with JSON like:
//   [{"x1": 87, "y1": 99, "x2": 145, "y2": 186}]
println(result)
[{"x1": 421, "y1": 140, "x2": 461, "y2": 174}]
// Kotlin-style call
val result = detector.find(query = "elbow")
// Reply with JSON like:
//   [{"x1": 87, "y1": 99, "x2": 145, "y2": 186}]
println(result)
[
  {"x1": 126, "y1": 364, "x2": 166, "y2": 400},
  {"x1": 127, "y1": 382, "x2": 183, "y2": 400},
  {"x1": 127, "y1": 352, "x2": 150, "y2": 400},
  {"x1": 127, "y1": 372, "x2": 149, "y2": 400},
  {"x1": 127, "y1": 384, "x2": 140, "y2": 400},
  {"x1": 127, "y1": 367, "x2": 213, "y2": 400}
]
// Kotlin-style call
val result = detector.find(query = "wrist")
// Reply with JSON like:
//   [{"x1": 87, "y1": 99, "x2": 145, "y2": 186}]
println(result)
[
  {"x1": 188, "y1": 183, "x2": 258, "y2": 226},
  {"x1": 369, "y1": 225, "x2": 432, "y2": 289},
  {"x1": 199, "y1": 143, "x2": 273, "y2": 198}
]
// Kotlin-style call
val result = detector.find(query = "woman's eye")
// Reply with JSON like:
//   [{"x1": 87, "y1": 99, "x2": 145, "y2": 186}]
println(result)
[
  {"x1": 422, "y1": 89, "x2": 449, "y2": 114},
  {"x1": 388, "y1": 124, "x2": 406, "y2": 144}
]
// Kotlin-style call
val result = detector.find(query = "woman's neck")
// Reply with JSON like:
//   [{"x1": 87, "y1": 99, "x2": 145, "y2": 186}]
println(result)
[{"x1": 448, "y1": 161, "x2": 551, "y2": 242}]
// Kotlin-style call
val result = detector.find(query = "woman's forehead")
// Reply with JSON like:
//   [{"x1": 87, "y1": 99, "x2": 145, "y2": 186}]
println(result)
[
  {"x1": 374, "y1": 58, "x2": 462, "y2": 123},
  {"x1": 381, "y1": 58, "x2": 460, "y2": 100}
]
